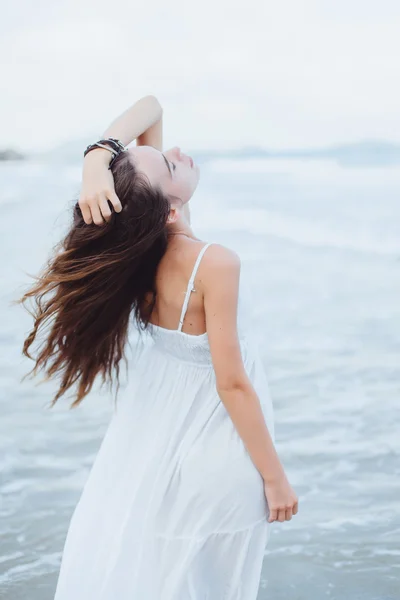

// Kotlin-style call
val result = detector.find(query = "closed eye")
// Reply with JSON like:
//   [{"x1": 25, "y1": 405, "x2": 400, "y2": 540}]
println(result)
[{"x1": 162, "y1": 154, "x2": 176, "y2": 177}]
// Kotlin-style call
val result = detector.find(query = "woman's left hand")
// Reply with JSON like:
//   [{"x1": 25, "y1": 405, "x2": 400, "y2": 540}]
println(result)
[{"x1": 79, "y1": 149, "x2": 122, "y2": 225}]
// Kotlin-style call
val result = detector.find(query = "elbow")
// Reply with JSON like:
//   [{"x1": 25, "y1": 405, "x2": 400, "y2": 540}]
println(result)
[
  {"x1": 216, "y1": 374, "x2": 251, "y2": 395},
  {"x1": 146, "y1": 94, "x2": 163, "y2": 113}
]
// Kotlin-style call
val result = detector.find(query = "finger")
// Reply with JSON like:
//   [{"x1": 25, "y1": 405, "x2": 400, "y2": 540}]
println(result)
[
  {"x1": 79, "y1": 201, "x2": 93, "y2": 225},
  {"x1": 277, "y1": 509, "x2": 286, "y2": 523},
  {"x1": 268, "y1": 508, "x2": 278, "y2": 523},
  {"x1": 108, "y1": 191, "x2": 122, "y2": 213},
  {"x1": 292, "y1": 502, "x2": 299, "y2": 515},
  {"x1": 90, "y1": 203, "x2": 105, "y2": 226},
  {"x1": 285, "y1": 507, "x2": 293, "y2": 521},
  {"x1": 99, "y1": 196, "x2": 113, "y2": 222}
]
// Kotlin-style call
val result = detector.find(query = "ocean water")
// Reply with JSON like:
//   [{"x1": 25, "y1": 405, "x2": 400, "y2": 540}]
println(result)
[{"x1": 0, "y1": 156, "x2": 399, "y2": 599}]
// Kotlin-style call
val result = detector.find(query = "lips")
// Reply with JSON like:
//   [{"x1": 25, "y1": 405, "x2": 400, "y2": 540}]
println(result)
[{"x1": 182, "y1": 151, "x2": 194, "y2": 168}]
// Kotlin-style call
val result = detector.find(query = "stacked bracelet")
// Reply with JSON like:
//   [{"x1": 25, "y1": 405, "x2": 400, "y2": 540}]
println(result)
[{"x1": 84, "y1": 137, "x2": 126, "y2": 169}]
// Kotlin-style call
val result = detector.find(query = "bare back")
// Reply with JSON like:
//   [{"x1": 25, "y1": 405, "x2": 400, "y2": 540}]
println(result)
[{"x1": 148, "y1": 237, "x2": 210, "y2": 336}]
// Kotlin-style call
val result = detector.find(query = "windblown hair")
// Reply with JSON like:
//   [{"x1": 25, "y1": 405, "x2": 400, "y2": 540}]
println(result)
[{"x1": 18, "y1": 151, "x2": 170, "y2": 408}]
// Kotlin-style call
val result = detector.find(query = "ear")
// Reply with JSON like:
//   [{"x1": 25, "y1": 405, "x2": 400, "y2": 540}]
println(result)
[{"x1": 167, "y1": 206, "x2": 180, "y2": 224}]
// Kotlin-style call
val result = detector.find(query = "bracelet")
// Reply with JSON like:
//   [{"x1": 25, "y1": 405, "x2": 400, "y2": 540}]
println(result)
[
  {"x1": 87, "y1": 143, "x2": 117, "y2": 158},
  {"x1": 84, "y1": 138, "x2": 126, "y2": 163},
  {"x1": 95, "y1": 138, "x2": 125, "y2": 154},
  {"x1": 84, "y1": 142, "x2": 115, "y2": 160},
  {"x1": 106, "y1": 138, "x2": 125, "y2": 151},
  {"x1": 102, "y1": 138, "x2": 126, "y2": 169}
]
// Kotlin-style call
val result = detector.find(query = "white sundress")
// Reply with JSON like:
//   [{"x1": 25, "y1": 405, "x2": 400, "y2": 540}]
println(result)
[{"x1": 53, "y1": 242, "x2": 276, "y2": 600}]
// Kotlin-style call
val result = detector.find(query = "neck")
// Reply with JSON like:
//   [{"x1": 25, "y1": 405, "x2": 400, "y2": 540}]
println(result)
[{"x1": 167, "y1": 218, "x2": 197, "y2": 241}]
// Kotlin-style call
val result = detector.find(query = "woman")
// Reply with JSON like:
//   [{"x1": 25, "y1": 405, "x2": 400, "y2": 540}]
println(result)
[{"x1": 20, "y1": 95, "x2": 298, "y2": 599}]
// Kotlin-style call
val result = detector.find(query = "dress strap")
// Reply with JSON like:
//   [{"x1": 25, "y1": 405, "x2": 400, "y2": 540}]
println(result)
[{"x1": 177, "y1": 242, "x2": 212, "y2": 332}]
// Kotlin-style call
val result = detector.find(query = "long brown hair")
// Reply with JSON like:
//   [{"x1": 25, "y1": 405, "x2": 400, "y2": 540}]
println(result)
[{"x1": 17, "y1": 151, "x2": 170, "y2": 408}]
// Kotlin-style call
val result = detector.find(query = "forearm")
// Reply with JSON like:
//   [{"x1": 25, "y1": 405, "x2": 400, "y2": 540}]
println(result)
[
  {"x1": 218, "y1": 381, "x2": 284, "y2": 483},
  {"x1": 101, "y1": 95, "x2": 162, "y2": 147}
]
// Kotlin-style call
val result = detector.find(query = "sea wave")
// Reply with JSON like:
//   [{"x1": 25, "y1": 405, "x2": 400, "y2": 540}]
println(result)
[{"x1": 196, "y1": 207, "x2": 400, "y2": 256}]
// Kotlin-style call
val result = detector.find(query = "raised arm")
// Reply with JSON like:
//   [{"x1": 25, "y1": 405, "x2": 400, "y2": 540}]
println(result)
[
  {"x1": 200, "y1": 245, "x2": 298, "y2": 523},
  {"x1": 102, "y1": 95, "x2": 163, "y2": 150},
  {"x1": 79, "y1": 95, "x2": 163, "y2": 225}
]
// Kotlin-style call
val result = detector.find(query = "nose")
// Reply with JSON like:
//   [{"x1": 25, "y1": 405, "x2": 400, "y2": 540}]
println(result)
[{"x1": 172, "y1": 146, "x2": 182, "y2": 160}]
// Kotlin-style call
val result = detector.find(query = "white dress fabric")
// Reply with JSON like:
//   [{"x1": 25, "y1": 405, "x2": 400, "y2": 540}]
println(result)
[{"x1": 54, "y1": 243, "x2": 275, "y2": 600}]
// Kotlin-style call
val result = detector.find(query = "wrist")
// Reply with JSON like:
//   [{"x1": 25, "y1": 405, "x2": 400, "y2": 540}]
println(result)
[
  {"x1": 84, "y1": 147, "x2": 112, "y2": 166},
  {"x1": 262, "y1": 464, "x2": 286, "y2": 485}
]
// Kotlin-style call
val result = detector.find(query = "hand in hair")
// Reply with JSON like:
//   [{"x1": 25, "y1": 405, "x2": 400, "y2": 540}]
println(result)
[{"x1": 79, "y1": 149, "x2": 122, "y2": 225}]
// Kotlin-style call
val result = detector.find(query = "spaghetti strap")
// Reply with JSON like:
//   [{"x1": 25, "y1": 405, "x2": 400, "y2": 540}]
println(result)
[{"x1": 177, "y1": 242, "x2": 212, "y2": 332}]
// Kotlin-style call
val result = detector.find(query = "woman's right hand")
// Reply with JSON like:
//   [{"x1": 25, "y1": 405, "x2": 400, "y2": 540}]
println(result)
[
  {"x1": 264, "y1": 473, "x2": 299, "y2": 523},
  {"x1": 79, "y1": 149, "x2": 122, "y2": 225}
]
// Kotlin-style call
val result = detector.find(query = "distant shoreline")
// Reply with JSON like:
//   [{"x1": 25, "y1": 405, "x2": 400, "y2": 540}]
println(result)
[
  {"x1": 0, "y1": 149, "x2": 25, "y2": 161},
  {"x1": 191, "y1": 140, "x2": 400, "y2": 167},
  {"x1": 1, "y1": 139, "x2": 400, "y2": 167}
]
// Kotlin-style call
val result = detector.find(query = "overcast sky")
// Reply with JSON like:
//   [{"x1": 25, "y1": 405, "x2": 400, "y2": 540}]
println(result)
[{"x1": 2, "y1": 0, "x2": 400, "y2": 151}]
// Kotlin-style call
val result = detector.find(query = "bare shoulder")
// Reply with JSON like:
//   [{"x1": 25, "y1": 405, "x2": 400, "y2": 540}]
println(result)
[
  {"x1": 202, "y1": 243, "x2": 240, "y2": 271},
  {"x1": 165, "y1": 239, "x2": 240, "y2": 288},
  {"x1": 198, "y1": 243, "x2": 241, "y2": 290}
]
